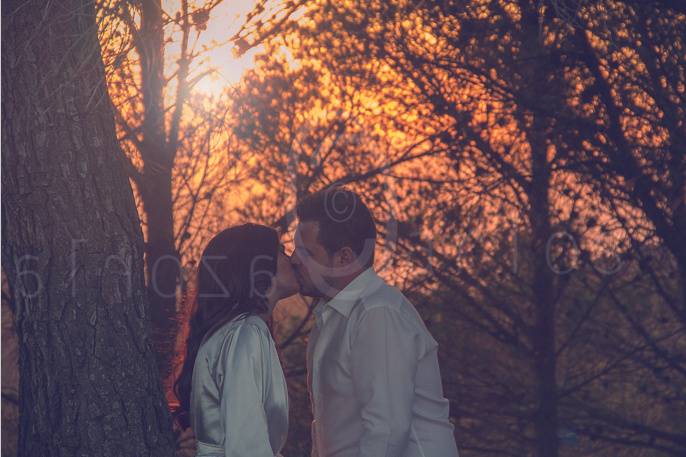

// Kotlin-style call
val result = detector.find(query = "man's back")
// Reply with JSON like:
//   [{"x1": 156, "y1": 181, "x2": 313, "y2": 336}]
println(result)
[{"x1": 307, "y1": 268, "x2": 459, "y2": 457}]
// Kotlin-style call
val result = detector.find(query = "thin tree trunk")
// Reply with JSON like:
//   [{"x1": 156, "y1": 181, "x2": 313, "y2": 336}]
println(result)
[
  {"x1": 528, "y1": 129, "x2": 559, "y2": 457},
  {"x1": 141, "y1": 170, "x2": 180, "y2": 383},
  {"x1": 518, "y1": 2, "x2": 560, "y2": 455},
  {"x1": 1, "y1": 1, "x2": 176, "y2": 455},
  {"x1": 138, "y1": 0, "x2": 181, "y2": 382}
]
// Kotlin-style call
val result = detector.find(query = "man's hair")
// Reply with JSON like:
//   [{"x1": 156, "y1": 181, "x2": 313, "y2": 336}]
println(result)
[{"x1": 296, "y1": 186, "x2": 377, "y2": 267}]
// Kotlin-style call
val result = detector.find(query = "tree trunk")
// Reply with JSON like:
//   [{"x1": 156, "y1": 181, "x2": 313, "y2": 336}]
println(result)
[
  {"x1": 140, "y1": 171, "x2": 180, "y2": 383},
  {"x1": 528, "y1": 129, "x2": 559, "y2": 457},
  {"x1": 519, "y1": 2, "x2": 560, "y2": 456},
  {"x1": 138, "y1": 0, "x2": 181, "y2": 383},
  {"x1": 1, "y1": 1, "x2": 176, "y2": 455}
]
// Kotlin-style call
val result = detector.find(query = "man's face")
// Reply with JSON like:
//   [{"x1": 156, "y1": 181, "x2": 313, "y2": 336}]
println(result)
[{"x1": 291, "y1": 221, "x2": 334, "y2": 298}]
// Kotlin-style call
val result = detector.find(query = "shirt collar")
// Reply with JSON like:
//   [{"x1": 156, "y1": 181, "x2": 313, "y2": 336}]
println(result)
[{"x1": 314, "y1": 267, "x2": 381, "y2": 322}]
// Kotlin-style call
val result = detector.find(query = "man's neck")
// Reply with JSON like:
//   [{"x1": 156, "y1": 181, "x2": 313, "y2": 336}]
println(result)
[{"x1": 322, "y1": 266, "x2": 371, "y2": 300}]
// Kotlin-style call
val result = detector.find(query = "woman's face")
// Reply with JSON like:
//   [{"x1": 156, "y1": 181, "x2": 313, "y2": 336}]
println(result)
[{"x1": 272, "y1": 245, "x2": 300, "y2": 302}]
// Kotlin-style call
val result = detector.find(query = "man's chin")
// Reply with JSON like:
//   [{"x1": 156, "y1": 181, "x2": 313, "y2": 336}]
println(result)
[{"x1": 294, "y1": 275, "x2": 324, "y2": 298}]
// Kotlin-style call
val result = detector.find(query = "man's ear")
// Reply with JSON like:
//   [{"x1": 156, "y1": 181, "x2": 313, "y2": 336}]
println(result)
[{"x1": 335, "y1": 246, "x2": 356, "y2": 266}]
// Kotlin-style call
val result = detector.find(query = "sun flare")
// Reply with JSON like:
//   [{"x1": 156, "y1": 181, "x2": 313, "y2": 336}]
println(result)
[{"x1": 165, "y1": 0, "x2": 260, "y2": 94}]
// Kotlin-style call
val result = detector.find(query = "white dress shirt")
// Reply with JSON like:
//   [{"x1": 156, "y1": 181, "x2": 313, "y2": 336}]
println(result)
[
  {"x1": 307, "y1": 268, "x2": 459, "y2": 457},
  {"x1": 190, "y1": 314, "x2": 288, "y2": 457}
]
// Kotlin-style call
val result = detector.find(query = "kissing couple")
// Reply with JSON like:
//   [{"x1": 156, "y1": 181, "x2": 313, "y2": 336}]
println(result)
[{"x1": 172, "y1": 187, "x2": 459, "y2": 457}]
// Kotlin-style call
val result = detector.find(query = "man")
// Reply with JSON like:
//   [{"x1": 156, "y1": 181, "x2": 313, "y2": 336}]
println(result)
[{"x1": 291, "y1": 187, "x2": 459, "y2": 457}]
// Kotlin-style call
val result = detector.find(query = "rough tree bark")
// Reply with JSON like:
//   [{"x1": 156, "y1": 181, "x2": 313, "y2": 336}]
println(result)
[{"x1": 1, "y1": 1, "x2": 176, "y2": 455}]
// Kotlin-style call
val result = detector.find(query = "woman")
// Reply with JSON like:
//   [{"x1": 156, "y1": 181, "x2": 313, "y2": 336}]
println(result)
[{"x1": 174, "y1": 223, "x2": 300, "y2": 456}]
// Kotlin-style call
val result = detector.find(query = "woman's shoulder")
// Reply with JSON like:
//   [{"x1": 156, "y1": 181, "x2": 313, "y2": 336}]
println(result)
[
  {"x1": 199, "y1": 313, "x2": 270, "y2": 353},
  {"x1": 204, "y1": 314, "x2": 274, "y2": 375},
  {"x1": 232, "y1": 314, "x2": 272, "y2": 343},
  {"x1": 216, "y1": 314, "x2": 272, "y2": 350},
  {"x1": 240, "y1": 314, "x2": 271, "y2": 333}
]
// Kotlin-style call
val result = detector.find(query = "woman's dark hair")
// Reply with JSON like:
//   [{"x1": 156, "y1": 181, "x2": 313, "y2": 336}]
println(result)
[
  {"x1": 296, "y1": 186, "x2": 377, "y2": 267},
  {"x1": 173, "y1": 223, "x2": 279, "y2": 428}
]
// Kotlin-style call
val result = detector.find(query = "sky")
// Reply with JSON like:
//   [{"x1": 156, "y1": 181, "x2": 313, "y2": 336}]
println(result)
[{"x1": 166, "y1": 0, "x2": 260, "y2": 94}]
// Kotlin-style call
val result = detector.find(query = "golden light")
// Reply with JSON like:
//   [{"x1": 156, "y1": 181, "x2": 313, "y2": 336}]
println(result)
[{"x1": 165, "y1": 0, "x2": 260, "y2": 95}]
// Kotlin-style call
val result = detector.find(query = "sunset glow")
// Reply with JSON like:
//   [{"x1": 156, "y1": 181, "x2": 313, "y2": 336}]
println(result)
[
  {"x1": 4, "y1": 1, "x2": 685, "y2": 456},
  {"x1": 166, "y1": 0, "x2": 260, "y2": 94}
]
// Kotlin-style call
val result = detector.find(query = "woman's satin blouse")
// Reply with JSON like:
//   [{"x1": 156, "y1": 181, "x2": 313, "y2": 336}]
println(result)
[{"x1": 190, "y1": 314, "x2": 288, "y2": 457}]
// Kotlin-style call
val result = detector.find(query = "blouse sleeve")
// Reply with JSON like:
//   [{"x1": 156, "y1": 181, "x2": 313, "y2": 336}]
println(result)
[{"x1": 217, "y1": 321, "x2": 275, "y2": 457}]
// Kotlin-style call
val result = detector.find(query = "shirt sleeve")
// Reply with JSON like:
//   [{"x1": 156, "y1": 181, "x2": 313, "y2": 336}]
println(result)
[
  {"x1": 217, "y1": 322, "x2": 275, "y2": 457},
  {"x1": 351, "y1": 306, "x2": 420, "y2": 457}
]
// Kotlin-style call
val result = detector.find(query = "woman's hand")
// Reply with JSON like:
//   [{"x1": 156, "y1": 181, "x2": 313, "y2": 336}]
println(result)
[{"x1": 174, "y1": 423, "x2": 197, "y2": 457}]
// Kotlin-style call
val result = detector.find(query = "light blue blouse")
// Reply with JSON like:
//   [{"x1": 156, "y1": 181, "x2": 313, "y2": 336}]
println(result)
[{"x1": 190, "y1": 314, "x2": 289, "y2": 457}]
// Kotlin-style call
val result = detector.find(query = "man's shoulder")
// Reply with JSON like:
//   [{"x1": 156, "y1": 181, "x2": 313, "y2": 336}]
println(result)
[
  {"x1": 356, "y1": 278, "x2": 414, "y2": 316},
  {"x1": 351, "y1": 279, "x2": 439, "y2": 350}
]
